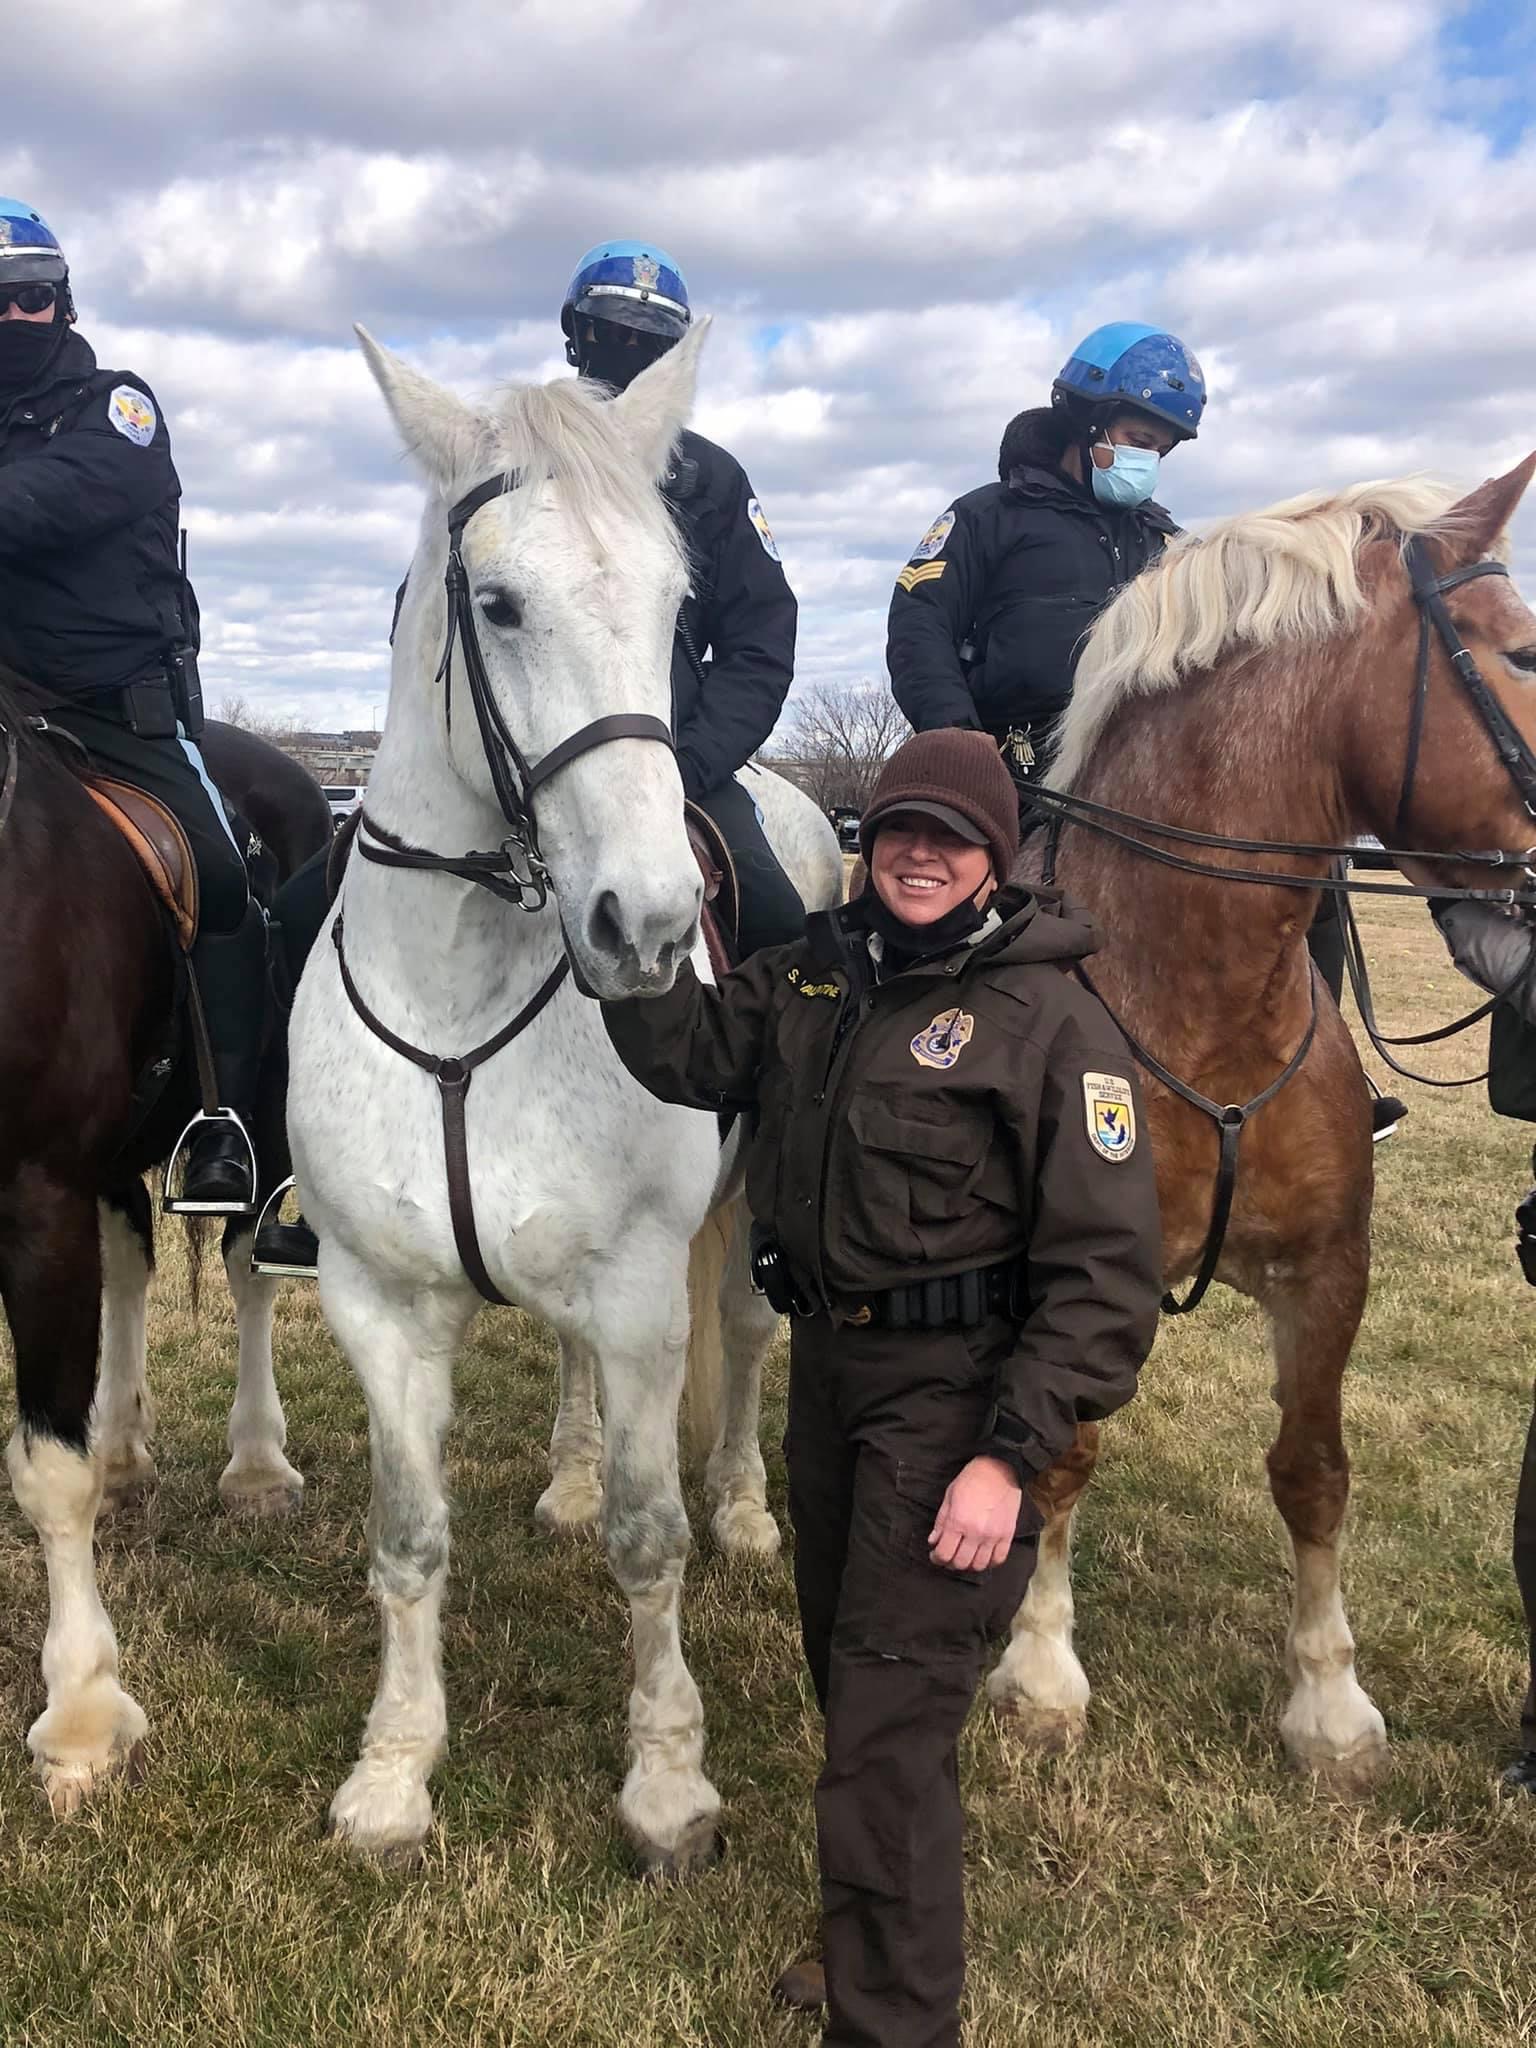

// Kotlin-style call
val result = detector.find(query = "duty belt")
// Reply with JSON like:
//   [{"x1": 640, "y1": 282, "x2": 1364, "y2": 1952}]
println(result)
[{"x1": 837, "y1": 1260, "x2": 1026, "y2": 1331}]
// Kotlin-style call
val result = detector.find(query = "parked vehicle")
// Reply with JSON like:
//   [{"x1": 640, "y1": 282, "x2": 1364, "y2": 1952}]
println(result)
[{"x1": 321, "y1": 784, "x2": 365, "y2": 824}]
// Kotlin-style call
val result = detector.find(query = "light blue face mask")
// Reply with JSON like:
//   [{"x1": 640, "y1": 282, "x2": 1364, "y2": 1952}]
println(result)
[{"x1": 1090, "y1": 441, "x2": 1161, "y2": 508}]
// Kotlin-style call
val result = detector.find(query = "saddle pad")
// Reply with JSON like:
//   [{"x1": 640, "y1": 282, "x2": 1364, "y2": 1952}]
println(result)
[
  {"x1": 85, "y1": 777, "x2": 198, "y2": 950},
  {"x1": 685, "y1": 801, "x2": 740, "y2": 980}
]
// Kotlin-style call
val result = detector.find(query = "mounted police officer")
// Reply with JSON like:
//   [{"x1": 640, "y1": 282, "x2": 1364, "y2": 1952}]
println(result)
[
  {"x1": 562, "y1": 240, "x2": 806, "y2": 955},
  {"x1": 887, "y1": 321, "x2": 1202, "y2": 776},
  {"x1": 886, "y1": 319, "x2": 1406, "y2": 1139},
  {"x1": 0, "y1": 198, "x2": 264, "y2": 1212}
]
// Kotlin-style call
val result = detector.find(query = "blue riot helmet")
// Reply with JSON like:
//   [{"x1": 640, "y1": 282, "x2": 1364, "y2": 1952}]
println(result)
[
  {"x1": 0, "y1": 198, "x2": 68, "y2": 288},
  {"x1": 0, "y1": 200, "x2": 74, "y2": 392},
  {"x1": 1052, "y1": 322, "x2": 1206, "y2": 443},
  {"x1": 562, "y1": 241, "x2": 690, "y2": 388}
]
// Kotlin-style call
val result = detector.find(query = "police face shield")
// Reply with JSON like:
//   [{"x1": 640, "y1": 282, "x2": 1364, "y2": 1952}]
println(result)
[{"x1": 572, "y1": 310, "x2": 681, "y2": 391}]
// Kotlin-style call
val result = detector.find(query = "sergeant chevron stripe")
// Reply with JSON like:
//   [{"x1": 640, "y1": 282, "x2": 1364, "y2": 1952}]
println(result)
[{"x1": 896, "y1": 560, "x2": 948, "y2": 592}]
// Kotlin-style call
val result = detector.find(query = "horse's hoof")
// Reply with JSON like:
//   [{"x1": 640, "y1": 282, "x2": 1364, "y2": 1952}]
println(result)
[
  {"x1": 99, "y1": 1456, "x2": 158, "y2": 1515},
  {"x1": 218, "y1": 1466, "x2": 304, "y2": 1519},
  {"x1": 635, "y1": 1812, "x2": 724, "y2": 1883},
  {"x1": 710, "y1": 1498, "x2": 781, "y2": 1560},
  {"x1": 1289, "y1": 1736, "x2": 1390, "y2": 1797},
  {"x1": 533, "y1": 1473, "x2": 603, "y2": 1536},
  {"x1": 33, "y1": 1731, "x2": 147, "y2": 1818},
  {"x1": 326, "y1": 1767, "x2": 433, "y2": 1861},
  {"x1": 989, "y1": 1695, "x2": 1088, "y2": 1754}
]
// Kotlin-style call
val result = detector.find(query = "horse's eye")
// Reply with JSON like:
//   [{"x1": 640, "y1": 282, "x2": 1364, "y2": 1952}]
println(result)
[
  {"x1": 1505, "y1": 646, "x2": 1536, "y2": 676},
  {"x1": 476, "y1": 589, "x2": 522, "y2": 630}
]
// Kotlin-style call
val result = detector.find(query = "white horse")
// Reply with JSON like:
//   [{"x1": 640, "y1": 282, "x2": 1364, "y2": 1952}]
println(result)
[{"x1": 288, "y1": 321, "x2": 840, "y2": 1870}]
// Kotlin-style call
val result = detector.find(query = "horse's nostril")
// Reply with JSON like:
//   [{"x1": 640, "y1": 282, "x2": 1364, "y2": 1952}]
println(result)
[{"x1": 588, "y1": 889, "x2": 626, "y2": 960}]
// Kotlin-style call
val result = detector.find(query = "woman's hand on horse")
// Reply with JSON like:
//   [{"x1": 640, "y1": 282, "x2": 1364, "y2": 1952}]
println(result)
[{"x1": 928, "y1": 1455, "x2": 1023, "y2": 1573}]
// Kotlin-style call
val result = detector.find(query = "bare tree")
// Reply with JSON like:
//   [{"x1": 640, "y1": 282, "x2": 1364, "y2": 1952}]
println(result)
[
  {"x1": 770, "y1": 681, "x2": 909, "y2": 815},
  {"x1": 213, "y1": 691, "x2": 304, "y2": 748}
]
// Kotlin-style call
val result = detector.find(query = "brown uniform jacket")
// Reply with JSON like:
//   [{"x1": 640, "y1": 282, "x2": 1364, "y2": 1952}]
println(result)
[{"x1": 602, "y1": 887, "x2": 1162, "y2": 1478}]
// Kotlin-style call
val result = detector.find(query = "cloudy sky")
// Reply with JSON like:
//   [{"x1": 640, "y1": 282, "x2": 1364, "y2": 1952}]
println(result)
[{"x1": 7, "y1": 0, "x2": 1534, "y2": 729}]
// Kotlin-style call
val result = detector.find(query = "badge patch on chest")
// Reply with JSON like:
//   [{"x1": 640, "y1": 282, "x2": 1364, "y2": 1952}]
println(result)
[
  {"x1": 1083, "y1": 1072, "x2": 1136, "y2": 1161},
  {"x1": 911, "y1": 1008, "x2": 974, "y2": 1070},
  {"x1": 107, "y1": 385, "x2": 157, "y2": 447}
]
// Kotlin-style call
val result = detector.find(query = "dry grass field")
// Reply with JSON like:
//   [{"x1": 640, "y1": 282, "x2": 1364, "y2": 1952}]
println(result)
[{"x1": 3, "y1": 896, "x2": 1536, "y2": 2047}]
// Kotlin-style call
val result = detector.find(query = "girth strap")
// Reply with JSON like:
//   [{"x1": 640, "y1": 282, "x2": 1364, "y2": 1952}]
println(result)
[
  {"x1": 1076, "y1": 962, "x2": 1319, "y2": 1317},
  {"x1": 330, "y1": 912, "x2": 569, "y2": 1306}
]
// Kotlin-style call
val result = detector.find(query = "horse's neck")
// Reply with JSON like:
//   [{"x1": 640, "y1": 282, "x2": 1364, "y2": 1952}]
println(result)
[{"x1": 1061, "y1": 656, "x2": 1347, "y2": 1036}]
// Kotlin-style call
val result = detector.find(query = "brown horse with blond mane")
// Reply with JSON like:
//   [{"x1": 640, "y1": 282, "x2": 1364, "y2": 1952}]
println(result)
[{"x1": 990, "y1": 456, "x2": 1536, "y2": 1785}]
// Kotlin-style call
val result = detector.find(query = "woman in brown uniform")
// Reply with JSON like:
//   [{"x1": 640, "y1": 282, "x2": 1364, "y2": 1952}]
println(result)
[{"x1": 602, "y1": 728, "x2": 1163, "y2": 2048}]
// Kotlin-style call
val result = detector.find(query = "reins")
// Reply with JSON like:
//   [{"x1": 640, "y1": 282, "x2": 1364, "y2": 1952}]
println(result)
[
  {"x1": 1033, "y1": 538, "x2": 1536, "y2": 1314},
  {"x1": 332, "y1": 467, "x2": 675, "y2": 1306}
]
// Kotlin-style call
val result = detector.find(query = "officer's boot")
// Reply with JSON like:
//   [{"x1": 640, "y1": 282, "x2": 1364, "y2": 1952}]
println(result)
[
  {"x1": 770, "y1": 1959, "x2": 826, "y2": 2012},
  {"x1": 1501, "y1": 1752, "x2": 1536, "y2": 1795},
  {"x1": 177, "y1": 901, "x2": 266, "y2": 1213}
]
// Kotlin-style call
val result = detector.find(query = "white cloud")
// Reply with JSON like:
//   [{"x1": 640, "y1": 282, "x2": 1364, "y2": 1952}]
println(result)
[{"x1": 3, "y1": 0, "x2": 1532, "y2": 725}]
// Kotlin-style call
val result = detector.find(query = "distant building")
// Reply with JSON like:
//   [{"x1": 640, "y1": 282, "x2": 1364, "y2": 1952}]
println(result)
[{"x1": 286, "y1": 730, "x2": 381, "y2": 783}]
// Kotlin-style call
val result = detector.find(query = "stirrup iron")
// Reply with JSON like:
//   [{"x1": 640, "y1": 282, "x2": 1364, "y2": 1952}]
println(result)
[
  {"x1": 162, "y1": 1107, "x2": 259, "y2": 1216},
  {"x1": 249, "y1": 1176, "x2": 316, "y2": 1278}
]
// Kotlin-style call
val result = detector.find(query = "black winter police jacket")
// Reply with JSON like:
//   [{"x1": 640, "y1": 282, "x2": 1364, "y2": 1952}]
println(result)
[
  {"x1": 0, "y1": 331, "x2": 194, "y2": 699},
  {"x1": 663, "y1": 428, "x2": 796, "y2": 799},
  {"x1": 886, "y1": 462, "x2": 1176, "y2": 741}
]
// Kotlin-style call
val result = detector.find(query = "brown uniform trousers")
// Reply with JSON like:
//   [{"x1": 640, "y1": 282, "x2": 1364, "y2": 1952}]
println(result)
[
  {"x1": 787, "y1": 1309, "x2": 1042, "y2": 2048},
  {"x1": 1515, "y1": 1388, "x2": 1536, "y2": 1747}
]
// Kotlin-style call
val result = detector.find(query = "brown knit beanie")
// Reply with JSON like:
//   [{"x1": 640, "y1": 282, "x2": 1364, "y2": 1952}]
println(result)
[{"x1": 859, "y1": 729, "x2": 1020, "y2": 879}]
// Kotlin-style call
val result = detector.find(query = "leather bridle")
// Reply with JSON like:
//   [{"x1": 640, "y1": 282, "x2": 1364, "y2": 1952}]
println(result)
[
  {"x1": 363, "y1": 469, "x2": 677, "y2": 911},
  {"x1": 333, "y1": 468, "x2": 678, "y2": 1306}
]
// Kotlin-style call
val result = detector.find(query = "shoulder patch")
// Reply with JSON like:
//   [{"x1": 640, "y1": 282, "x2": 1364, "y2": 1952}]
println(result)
[
  {"x1": 896, "y1": 560, "x2": 947, "y2": 593},
  {"x1": 1083, "y1": 1071, "x2": 1136, "y2": 1161},
  {"x1": 746, "y1": 497, "x2": 780, "y2": 561},
  {"x1": 107, "y1": 385, "x2": 157, "y2": 447},
  {"x1": 910, "y1": 507, "x2": 955, "y2": 562},
  {"x1": 911, "y1": 1007, "x2": 974, "y2": 1070}
]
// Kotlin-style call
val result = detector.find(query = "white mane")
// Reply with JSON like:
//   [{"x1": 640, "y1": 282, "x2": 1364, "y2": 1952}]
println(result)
[
  {"x1": 448, "y1": 374, "x2": 682, "y2": 558},
  {"x1": 1052, "y1": 475, "x2": 1481, "y2": 790}
]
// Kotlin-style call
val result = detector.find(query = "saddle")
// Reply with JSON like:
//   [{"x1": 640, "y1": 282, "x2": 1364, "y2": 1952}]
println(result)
[
  {"x1": 685, "y1": 800, "x2": 740, "y2": 976},
  {"x1": 85, "y1": 777, "x2": 197, "y2": 950}
]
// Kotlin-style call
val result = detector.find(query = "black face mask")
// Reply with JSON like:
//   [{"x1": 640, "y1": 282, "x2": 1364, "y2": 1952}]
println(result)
[
  {"x1": 574, "y1": 325, "x2": 674, "y2": 393},
  {"x1": 860, "y1": 885, "x2": 990, "y2": 966},
  {"x1": 0, "y1": 315, "x2": 67, "y2": 394}
]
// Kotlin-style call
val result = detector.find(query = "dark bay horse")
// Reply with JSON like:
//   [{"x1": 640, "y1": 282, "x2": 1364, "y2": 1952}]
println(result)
[
  {"x1": 0, "y1": 690, "x2": 328, "y2": 1813},
  {"x1": 991, "y1": 459, "x2": 1536, "y2": 1786}
]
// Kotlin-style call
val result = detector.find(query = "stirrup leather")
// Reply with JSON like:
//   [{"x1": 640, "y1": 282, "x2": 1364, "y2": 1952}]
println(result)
[{"x1": 162, "y1": 1107, "x2": 259, "y2": 1216}]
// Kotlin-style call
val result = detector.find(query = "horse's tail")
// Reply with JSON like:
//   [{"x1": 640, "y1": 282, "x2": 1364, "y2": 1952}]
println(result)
[
  {"x1": 684, "y1": 1206, "x2": 731, "y2": 1471},
  {"x1": 181, "y1": 1215, "x2": 208, "y2": 1314}
]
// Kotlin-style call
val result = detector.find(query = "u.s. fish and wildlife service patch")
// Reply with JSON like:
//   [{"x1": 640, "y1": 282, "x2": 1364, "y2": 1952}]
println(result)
[
  {"x1": 1083, "y1": 1071, "x2": 1136, "y2": 1161},
  {"x1": 911, "y1": 1007, "x2": 974, "y2": 1070},
  {"x1": 746, "y1": 497, "x2": 781, "y2": 561},
  {"x1": 107, "y1": 385, "x2": 157, "y2": 447}
]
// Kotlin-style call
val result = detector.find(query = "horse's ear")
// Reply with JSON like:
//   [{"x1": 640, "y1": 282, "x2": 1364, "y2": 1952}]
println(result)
[
  {"x1": 354, "y1": 325, "x2": 483, "y2": 491},
  {"x1": 1443, "y1": 452, "x2": 1536, "y2": 562},
  {"x1": 610, "y1": 316, "x2": 711, "y2": 478}
]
